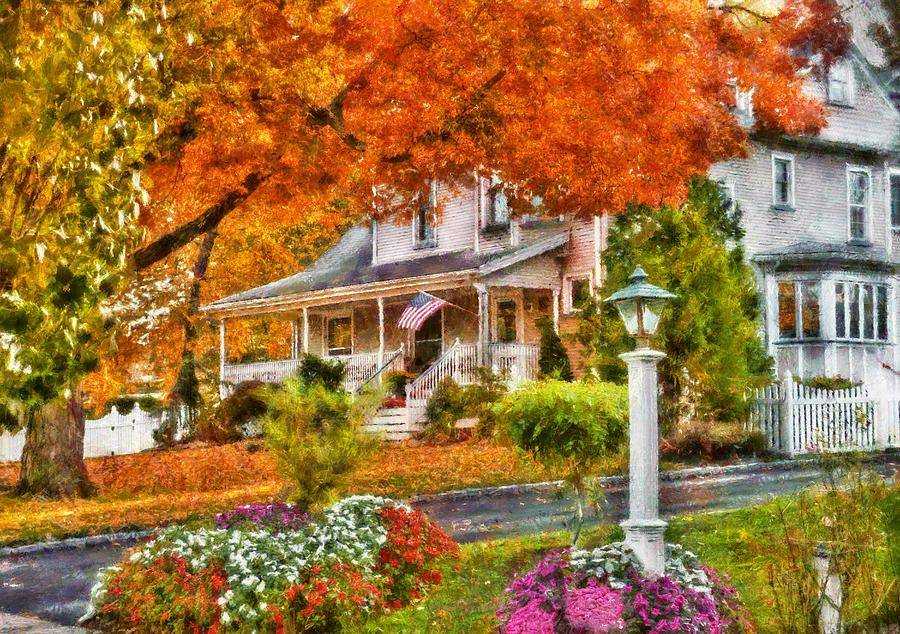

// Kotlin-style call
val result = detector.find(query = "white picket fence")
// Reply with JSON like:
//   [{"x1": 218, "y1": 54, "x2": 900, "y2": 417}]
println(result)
[
  {"x1": 0, "y1": 405, "x2": 170, "y2": 463},
  {"x1": 748, "y1": 370, "x2": 900, "y2": 455}
]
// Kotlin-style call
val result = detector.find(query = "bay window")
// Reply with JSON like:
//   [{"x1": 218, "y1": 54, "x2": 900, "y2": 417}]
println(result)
[
  {"x1": 779, "y1": 280, "x2": 820, "y2": 340},
  {"x1": 834, "y1": 281, "x2": 889, "y2": 342}
]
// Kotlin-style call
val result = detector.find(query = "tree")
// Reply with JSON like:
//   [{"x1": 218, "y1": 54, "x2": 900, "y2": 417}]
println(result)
[
  {"x1": 579, "y1": 178, "x2": 773, "y2": 429},
  {"x1": 0, "y1": 1, "x2": 182, "y2": 496},
  {"x1": 495, "y1": 380, "x2": 628, "y2": 546},
  {"x1": 871, "y1": 0, "x2": 900, "y2": 69},
  {"x1": 537, "y1": 319, "x2": 573, "y2": 381}
]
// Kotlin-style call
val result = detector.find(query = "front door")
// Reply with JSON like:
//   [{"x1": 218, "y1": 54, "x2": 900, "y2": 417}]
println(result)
[{"x1": 413, "y1": 310, "x2": 443, "y2": 370}]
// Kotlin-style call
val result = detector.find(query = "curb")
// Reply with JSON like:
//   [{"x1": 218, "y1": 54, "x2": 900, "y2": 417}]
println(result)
[{"x1": 0, "y1": 530, "x2": 153, "y2": 559}]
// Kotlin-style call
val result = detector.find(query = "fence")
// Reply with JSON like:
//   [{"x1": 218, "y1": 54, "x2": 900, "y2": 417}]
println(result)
[
  {"x1": 0, "y1": 405, "x2": 170, "y2": 463},
  {"x1": 748, "y1": 372, "x2": 900, "y2": 455}
]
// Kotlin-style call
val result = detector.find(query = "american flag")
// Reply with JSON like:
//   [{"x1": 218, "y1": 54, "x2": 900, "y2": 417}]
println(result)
[{"x1": 397, "y1": 292, "x2": 447, "y2": 330}]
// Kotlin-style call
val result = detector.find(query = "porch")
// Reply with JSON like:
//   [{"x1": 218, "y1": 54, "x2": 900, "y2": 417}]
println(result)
[{"x1": 215, "y1": 283, "x2": 559, "y2": 425}]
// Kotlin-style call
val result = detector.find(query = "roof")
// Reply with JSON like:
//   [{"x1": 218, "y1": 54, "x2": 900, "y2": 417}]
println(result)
[
  {"x1": 753, "y1": 241, "x2": 899, "y2": 271},
  {"x1": 205, "y1": 223, "x2": 569, "y2": 310}
]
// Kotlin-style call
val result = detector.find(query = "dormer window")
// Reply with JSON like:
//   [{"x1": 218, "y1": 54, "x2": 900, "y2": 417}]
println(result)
[
  {"x1": 827, "y1": 61, "x2": 855, "y2": 107},
  {"x1": 414, "y1": 182, "x2": 436, "y2": 248}
]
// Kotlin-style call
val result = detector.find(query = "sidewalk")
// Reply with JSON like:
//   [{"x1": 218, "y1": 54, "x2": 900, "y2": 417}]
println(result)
[{"x1": 0, "y1": 614, "x2": 82, "y2": 633}]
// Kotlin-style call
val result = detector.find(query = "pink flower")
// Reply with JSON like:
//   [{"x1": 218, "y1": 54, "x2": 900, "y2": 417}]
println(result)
[
  {"x1": 565, "y1": 586, "x2": 626, "y2": 633},
  {"x1": 504, "y1": 600, "x2": 556, "y2": 634}
]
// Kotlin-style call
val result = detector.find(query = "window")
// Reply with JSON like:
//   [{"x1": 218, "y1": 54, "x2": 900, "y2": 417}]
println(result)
[
  {"x1": 486, "y1": 177, "x2": 510, "y2": 228},
  {"x1": 827, "y1": 61, "x2": 854, "y2": 106},
  {"x1": 327, "y1": 317, "x2": 352, "y2": 355},
  {"x1": 835, "y1": 281, "x2": 889, "y2": 342},
  {"x1": 571, "y1": 278, "x2": 592, "y2": 310},
  {"x1": 414, "y1": 182, "x2": 436, "y2": 248},
  {"x1": 717, "y1": 180, "x2": 736, "y2": 214},
  {"x1": 773, "y1": 155, "x2": 794, "y2": 208},
  {"x1": 728, "y1": 83, "x2": 754, "y2": 125},
  {"x1": 891, "y1": 172, "x2": 900, "y2": 230},
  {"x1": 778, "y1": 280, "x2": 820, "y2": 340},
  {"x1": 847, "y1": 168, "x2": 870, "y2": 241},
  {"x1": 496, "y1": 300, "x2": 517, "y2": 343}
]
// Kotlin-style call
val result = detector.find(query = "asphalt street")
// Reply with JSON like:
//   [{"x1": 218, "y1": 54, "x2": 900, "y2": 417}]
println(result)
[{"x1": 1, "y1": 457, "x2": 897, "y2": 626}]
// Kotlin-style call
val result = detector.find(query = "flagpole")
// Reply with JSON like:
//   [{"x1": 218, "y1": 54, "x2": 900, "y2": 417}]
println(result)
[{"x1": 420, "y1": 290, "x2": 479, "y2": 317}]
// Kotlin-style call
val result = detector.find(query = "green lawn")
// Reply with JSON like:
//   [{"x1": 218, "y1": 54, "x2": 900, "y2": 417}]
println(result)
[{"x1": 364, "y1": 488, "x2": 900, "y2": 633}]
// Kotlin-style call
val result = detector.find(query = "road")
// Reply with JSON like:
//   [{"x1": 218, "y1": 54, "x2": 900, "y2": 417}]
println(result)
[{"x1": 1, "y1": 458, "x2": 897, "y2": 626}]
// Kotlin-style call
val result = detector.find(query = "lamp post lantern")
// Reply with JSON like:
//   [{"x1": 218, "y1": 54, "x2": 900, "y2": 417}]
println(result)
[{"x1": 605, "y1": 266, "x2": 676, "y2": 575}]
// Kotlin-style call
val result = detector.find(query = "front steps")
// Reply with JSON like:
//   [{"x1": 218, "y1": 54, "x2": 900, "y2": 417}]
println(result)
[{"x1": 364, "y1": 408, "x2": 478, "y2": 441}]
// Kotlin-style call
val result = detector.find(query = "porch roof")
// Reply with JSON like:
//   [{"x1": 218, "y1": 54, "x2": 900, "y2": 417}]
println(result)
[
  {"x1": 753, "y1": 241, "x2": 899, "y2": 272},
  {"x1": 203, "y1": 223, "x2": 569, "y2": 315}
]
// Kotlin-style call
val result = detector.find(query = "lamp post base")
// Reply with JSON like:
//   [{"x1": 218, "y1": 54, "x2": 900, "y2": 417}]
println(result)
[{"x1": 621, "y1": 518, "x2": 667, "y2": 576}]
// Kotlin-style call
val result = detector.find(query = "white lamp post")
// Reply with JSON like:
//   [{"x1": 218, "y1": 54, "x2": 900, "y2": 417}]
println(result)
[{"x1": 605, "y1": 265, "x2": 676, "y2": 575}]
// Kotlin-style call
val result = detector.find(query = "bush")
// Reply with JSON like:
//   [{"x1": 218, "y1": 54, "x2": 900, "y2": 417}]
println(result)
[
  {"x1": 662, "y1": 420, "x2": 768, "y2": 461},
  {"x1": 86, "y1": 496, "x2": 458, "y2": 633},
  {"x1": 794, "y1": 375, "x2": 860, "y2": 391},
  {"x1": 537, "y1": 318, "x2": 573, "y2": 381},
  {"x1": 498, "y1": 545, "x2": 749, "y2": 633},
  {"x1": 423, "y1": 369, "x2": 508, "y2": 442},
  {"x1": 263, "y1": 377, "x2": 381, "y2": 509},
  {"x1": 202, "y1": 380, "x2": 269, "y2": 444},
  {"x1": 384, "y1": 370, "x2": 416, "y2": 398},
  {"x1": 296, "y1": 353, "x2": 347, "y2": 391},
  {"x1": 494, "y1": 380, "x2": 628, "y2": 544}
]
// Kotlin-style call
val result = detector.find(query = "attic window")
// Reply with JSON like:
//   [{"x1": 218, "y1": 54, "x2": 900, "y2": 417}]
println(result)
[
  {"x1": 487, "y1": 178, "x2": 509, "y2": 228},
  {"x1": 827, "y1": 61, "x2": 855, "y2": 106}
]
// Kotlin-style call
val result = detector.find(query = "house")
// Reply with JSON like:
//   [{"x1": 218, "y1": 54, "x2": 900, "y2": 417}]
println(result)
[
  {"x1": 202, "y1": 1, "x2": 900, "y2": 423},
  {"x1": 709, "y1": 0, "x2": 900, "y2": 383},
  {"x1": 201, "y1": 180, "x2": 606, "y2": 422}
]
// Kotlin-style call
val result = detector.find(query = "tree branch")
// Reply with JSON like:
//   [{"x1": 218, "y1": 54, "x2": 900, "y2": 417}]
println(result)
[{"x1": 130, "y1": 171, "x2": 268, "y2": 271}]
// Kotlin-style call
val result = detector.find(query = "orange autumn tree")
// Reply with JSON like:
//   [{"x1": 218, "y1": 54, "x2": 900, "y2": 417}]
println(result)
[{"x1": 92, "y1": 0, "x2": 849, "y2": 411}]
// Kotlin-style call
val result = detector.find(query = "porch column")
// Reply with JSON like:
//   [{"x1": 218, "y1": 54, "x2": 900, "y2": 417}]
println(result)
[
  {"x1": 378, "y1": 296, "x2": 385, "y2": 367},
  {"x1": 302, "y1": 307, "x2": 309, "y2": 354},
  {"x1": 552, "y1": 289, "x2": 560, "y2": 334},
  {"x1": 291, "y1": 319, "x2": 299, "y2": 359},
  {"x1": 219, "y1": 318, "x2": 226, "y2": 398},
  {"x1": 475, "y1": 283, "x2": 489, "y2": 366}
]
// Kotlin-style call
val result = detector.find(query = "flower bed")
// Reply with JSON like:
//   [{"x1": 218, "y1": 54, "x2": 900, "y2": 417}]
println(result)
[
  {"x1": 214, "y1": 503, "x2": 309, "y2": 533},
  {"x1": 498, "y1": 543, "x2": 749, "y2": 633},
  {"x1": 85, "y1": 495, "x2": 458, "y2": 632}
]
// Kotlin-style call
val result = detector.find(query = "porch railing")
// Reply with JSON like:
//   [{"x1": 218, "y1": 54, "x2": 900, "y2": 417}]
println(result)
[
  {"x1": 487, "y1": 342, "x2": 540, "y2": 389},
  {"x1": 221, "y1": 349, "x2": 399, "y2": 394},
  {"x1": 406, "y1": 339, "x2": 479, "y2": 422},
  {"x1": 357, "y1": 345, "x2": 405, "y2": 394},
  {"x1": 405, "y1": 340, "x2": 539, "y2": 423}
]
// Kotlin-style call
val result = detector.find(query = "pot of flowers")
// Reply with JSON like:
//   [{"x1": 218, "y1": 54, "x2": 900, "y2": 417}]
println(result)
[{"x1": 382, "y1": 370, "x2": 416, "y2": 408}]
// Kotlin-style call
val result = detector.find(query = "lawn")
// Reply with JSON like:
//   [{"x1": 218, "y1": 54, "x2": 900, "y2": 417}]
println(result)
[{"x1": 0, "y1": 438, "x2": 632, "y2": 546}]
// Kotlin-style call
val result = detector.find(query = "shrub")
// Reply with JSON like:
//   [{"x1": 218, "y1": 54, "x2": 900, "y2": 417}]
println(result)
[
  {"x1": 296, "y1": 353, "x2": 346, "y2": 391},
  {"x1": 537, "y1": 318, "x2": 573, "y2": 381},
  {"x1": 424, "y1": 378, "x2": 468, "y2": 440},
  {"x1": 423, "y1": 369, "x2": 508, "y2": 441},
  {"x1": 495, "y1": 380, "x2": 628, "y2": 544},
  {"x1": 263, "y1": 378, "x2": 381, "y2": 510},
  {"x1": 203, "y1": 380, "x2": 269, "y2": 444},
  {"x1": 215, "y1": 503, "x2": 310, "y2": 533},
  {"x1": 498, "y1": 545, "x2": 749, "y2": 634},
  {"x1": 794, "y1": 375, "x2": 861, "y2": 391},
  {"x1": 662, "y1": 420, "x2": 768, "y2": 460},
  {"x1": 86, "y1": 496, "x2": 458, "y2": 633},
  {"x1": 384, "y1": 370, "x2": 416, "y2": 398}
]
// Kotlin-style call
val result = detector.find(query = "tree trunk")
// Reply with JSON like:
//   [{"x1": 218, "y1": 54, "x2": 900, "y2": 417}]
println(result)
[
  {"x1": 173, "y1": 229, "x2": 218, "y2": 421},
  {"x1": 15, "y1": 391, "x2": 95, "y2": 498}
]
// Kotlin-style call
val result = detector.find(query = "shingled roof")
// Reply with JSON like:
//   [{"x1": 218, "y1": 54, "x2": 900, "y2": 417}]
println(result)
[{"x1": 205, "y1": 223, "x2": 569, "y2": 310}]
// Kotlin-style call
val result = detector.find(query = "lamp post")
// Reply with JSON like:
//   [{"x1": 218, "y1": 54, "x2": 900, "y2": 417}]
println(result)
[{"x1": 605, "y1": 266, "x2": 676, "y2": 575}]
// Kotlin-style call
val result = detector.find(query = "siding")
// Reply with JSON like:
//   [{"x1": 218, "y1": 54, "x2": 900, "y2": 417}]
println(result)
[
  {"x1": 483, "y1": 255, "x2": 563, "y2": 290},
  {"x1": 709, "y1": 143, "x2": 895, "y2": 259}
]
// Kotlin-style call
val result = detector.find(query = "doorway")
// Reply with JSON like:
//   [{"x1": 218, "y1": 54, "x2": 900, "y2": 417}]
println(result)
[{"x1": 413, "y1": 309, "x2": 443, "y2": 370}]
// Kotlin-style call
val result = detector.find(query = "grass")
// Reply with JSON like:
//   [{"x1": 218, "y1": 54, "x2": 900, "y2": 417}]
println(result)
[
  {"x1": 360, "y1": 486, "x2": 900, "y2": 633},
  {"x1": 0, "y1": 438, "x2": 642, "y2": 547}
]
